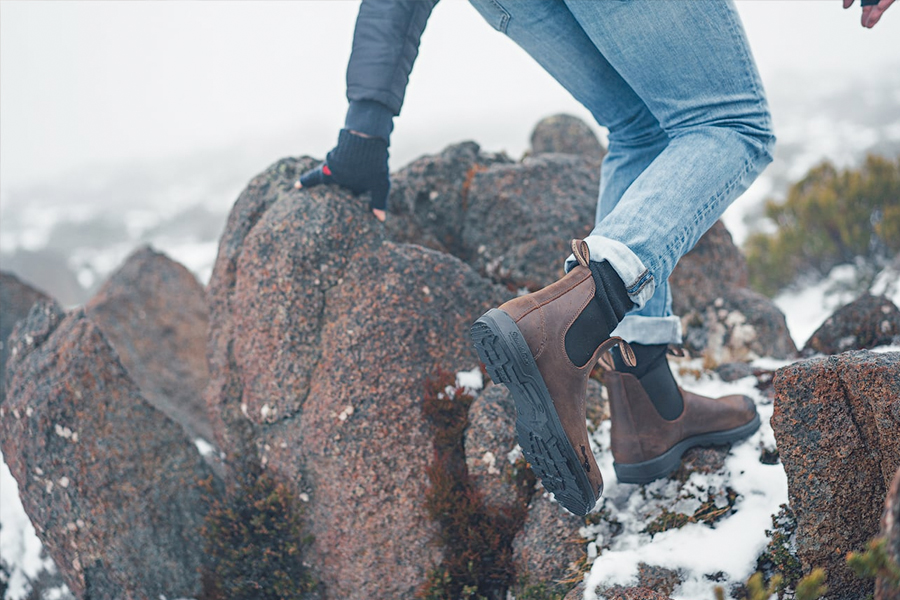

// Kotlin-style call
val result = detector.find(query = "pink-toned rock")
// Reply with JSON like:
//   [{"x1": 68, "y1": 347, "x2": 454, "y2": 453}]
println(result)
[
  {"x1": 205, "y1": 156, "x2": 505, "y2": 600},
  {"x1": 512, "y1": 492, "x2": 585, "y2": 596},
  {"x1": 86, "y1": 246, "x2": 213, "y2": 442},
  {"x1": 1, "y1": 300, "x2": 216, "y2": 599},
  {"x1": 464, "y1": 384, "x2": 523, "y2": 513},
  {"x1": 0, "y1": 271, "x2": 49, "y2": 404},
  {"x1": 772, "y1": 350, "x2": 900, "y2": 599},
  {"x1": 804, "y1": 293, "x2": 900, "y2": 356}
]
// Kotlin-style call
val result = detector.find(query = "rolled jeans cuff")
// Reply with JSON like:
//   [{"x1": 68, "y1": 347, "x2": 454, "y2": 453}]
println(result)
[
  {"x1": 611, "y1": 315, "x2": 683, "y2": 346},
  {"x1": 565, "y1": 234, "x2": 655, "y2": 309}
]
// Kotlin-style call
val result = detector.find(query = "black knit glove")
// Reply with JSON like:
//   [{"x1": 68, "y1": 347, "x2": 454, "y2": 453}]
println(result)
[{"x1": 297, "y1": 129, "x2": 390, "y2": 213}]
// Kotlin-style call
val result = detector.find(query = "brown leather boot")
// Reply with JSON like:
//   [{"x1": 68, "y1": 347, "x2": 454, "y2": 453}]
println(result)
[
  {"x1": 603, "y1": 369, "x2": 760, "y2": 484},
  {"x1": 470, "y1": 240, "x2": 634, "y2": 516}
]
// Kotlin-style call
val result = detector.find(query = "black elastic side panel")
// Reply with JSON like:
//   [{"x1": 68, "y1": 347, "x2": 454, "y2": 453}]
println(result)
[
  {"x1": 564, "y1": 260, "x2": 632, "y2": 368},
  {"x1": 614, "y1": 343, "x2": 684, "y2": 420}
]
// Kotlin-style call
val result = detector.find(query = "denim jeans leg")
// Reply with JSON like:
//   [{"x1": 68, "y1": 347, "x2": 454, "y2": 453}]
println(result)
[{"x1": 467, "y1": 0, "x2": 775, "y2": 345}]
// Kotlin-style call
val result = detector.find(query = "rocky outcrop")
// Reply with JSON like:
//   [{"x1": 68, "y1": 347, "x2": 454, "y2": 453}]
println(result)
[
  {"x1": 0, "y1": 300, "x2": 216, "y2": 599},
  {"x1": 462, "y1": 153, "x2": 599, "y2": 291},
  {"x1": 672, "y1": 221, "x2": 796, "y2": 362},
  {"x1": 680, "y1": 287, "x2": 798, "y2": 363},
  {"x1": 387, "y1": 142, "x2": 599, "y2": 292},
  {"x1": 879, "y1": 466, "x2": 900, "y2": 600},
  {"x1": 804, "y1": 293, "x2": 900, "y2": 355},
  {"x1": 464, "y1": 384, "x2": 522, "y2": 513},
  {"x1": 85, "y1": 246, "x2": 213, "y2": 442},
  {"x1": 772, "y1": 350, "x2": 900, "y2": 599},
  {"x1": 670, "y1": 220, "x2": 749, "y2": 316},
  {"x1": 204, "y1": 156, "x2": 505, "y2": 600},
  {"x1": 0, "y1": 271, "x2": 49, "y2": 404},
  {"x1": 386, "y1": 141, "x2": 512, "y2": 255},
  {"x1": 599, "y1": 586, "x2": 672, "y2": 600},
  {"x1": 529, "y1": 113, "x2": 606, "y2": 159},
  {"x1": 512, "y1": 492, "x2": 585, "y2": 595}
]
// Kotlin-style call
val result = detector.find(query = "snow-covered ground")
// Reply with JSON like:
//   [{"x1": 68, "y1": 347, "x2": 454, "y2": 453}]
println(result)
[
  {"x1": 0, "y1": 454, "x2": 71, "y2": 600},
  {"x1": 583, "y1": 359, "x2": 791, "y2": 600}
]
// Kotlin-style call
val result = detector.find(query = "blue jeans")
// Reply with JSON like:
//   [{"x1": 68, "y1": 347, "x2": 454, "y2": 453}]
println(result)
[{"x1": 468, "y1": 0, "x2": 775, "y2": 345}]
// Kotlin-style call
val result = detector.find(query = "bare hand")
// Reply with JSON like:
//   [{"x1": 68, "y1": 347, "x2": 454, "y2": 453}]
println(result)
[{"x1": 844, "y1": 0, "x2": 895, "y2": 28}]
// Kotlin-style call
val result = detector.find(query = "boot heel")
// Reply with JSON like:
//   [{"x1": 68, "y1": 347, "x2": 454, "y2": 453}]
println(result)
[{"x1": 469, "y1": 313, "x2": 512, "y2": 385}]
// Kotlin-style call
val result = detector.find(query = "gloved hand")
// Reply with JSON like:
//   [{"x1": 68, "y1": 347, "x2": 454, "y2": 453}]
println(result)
[{"x1": 295, "y1": 129, "x2": 390, "y2": 221}]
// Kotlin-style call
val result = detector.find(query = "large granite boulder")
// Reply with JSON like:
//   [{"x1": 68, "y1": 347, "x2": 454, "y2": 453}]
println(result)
[
  {"x1": 804, "y1": 293, "x2": 900, "y2": 356},
  {"x1": 772, "y1": 351, "x2": 900, "y2": 599},
  {"x1": 0, "y1": 300, "x2": 216, "y2": 599},
  {"x1": 205, "y1": 156, "x2": 505, "y2": 600},
  {"x1": 529, "y1": 114, "x2": 606, "y2": 159},
  {"x1": 85, "y1": 246, "x2": 213, "y2": 442},
  {"x1": 0, "y1": 271, "x2": 49, "y2": 403}
]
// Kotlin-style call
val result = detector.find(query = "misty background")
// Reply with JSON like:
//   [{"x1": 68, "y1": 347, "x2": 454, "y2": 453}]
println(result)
[{"x1": 1, "y1": 0, "x2": 899, "y2": 306}]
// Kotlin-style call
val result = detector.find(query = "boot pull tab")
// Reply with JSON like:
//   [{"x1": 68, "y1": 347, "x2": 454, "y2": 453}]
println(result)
[
  {"x1": 571, "y1": 239, "x2": 591, "y2": 268},
  {"x1": 667, "y1": 345, "x2": 687, "y2": 358},
  {"x1": 596, "y1": 337, "x2": 637, "y2": 368}
]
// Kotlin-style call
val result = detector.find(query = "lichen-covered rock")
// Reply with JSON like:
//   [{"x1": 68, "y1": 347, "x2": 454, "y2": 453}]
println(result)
[
  {"x1": 464, "y1": 384, "x2": 523, "y2": 513},
  {"x1": 462, "y1": 154, "x2": 599, "y2": 291},
  {"x1": 879, "y1": 465, "x2": 900, "y2": 600},
  {"x1": 681, "y1": 288, "x2": 797, "y2": 363},
  {"x1": 668, "y1": 221, "x2": 796, "y2": 363},
  {"x1": 386, "y1": 141, "x2": 512, "y2": 255},
  {"x1": 600, "y1": 585, "x2": 672, "y2": 600},
  {"x1": 0, "y1": 300, "x2": 216, "y2": 600},
  {"x1": 0, "y1": 271, "x2": 49, "y2": 404},
  {"x1": 512, "y1": 492, "x2": 585, "y2": 595},
  {"x1": 529, "y1": 114, "x2": 606, "y2": 159},
  {"x1": 85, "y1": 246, "x2": 213, "y2": 442},
  {"x1": 772, "y1": 351, "x2": 900, "y2": 599},
  {"x1": 636, "y1": 563, "x2": 681, "y2": 597},
  {"x1": 670, "y1": 220, "x2": 748, "y2": 317},
  {"x1": 205, "y1": 156, "x2": 505, "y2": 600},
  {"x1": 804, "y1": 294, "x2": 900, "y2": 355},
  {"x1": 387, "y1": 142, "x2": 598, "y2": 293}
]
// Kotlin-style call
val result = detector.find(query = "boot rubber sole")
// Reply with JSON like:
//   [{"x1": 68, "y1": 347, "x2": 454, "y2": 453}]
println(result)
[
  {"x1": 470, "y1": 308, "x2": 599, "y2": 516},
  {"x1": 613, "y1": 413, "x2": 761, "y2": 484}
]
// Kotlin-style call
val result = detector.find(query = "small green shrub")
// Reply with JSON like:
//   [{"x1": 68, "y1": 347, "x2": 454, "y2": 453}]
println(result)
[
  {"x1": 754, "y1": 504, "x2": 803, "y2": 595},
  {"x1": 848, "y1": 536, "x2": 900, "y2": 592},
  {"x1": 201, "y1": 469, "x2": 316, "y2": 600},
  {"x1": 715, "y1": 569, "x2": 826, "y2": 600},
  {"x1": 419, "y1": 370, "x2": 530, "y2": 600},
  {"x1": 745, "y1": 154, "x2": 900, "y2": 296}
]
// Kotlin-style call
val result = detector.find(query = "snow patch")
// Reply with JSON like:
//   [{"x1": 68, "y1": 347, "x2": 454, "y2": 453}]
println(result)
[
  {"x1": 583, "y1": 364, "x2": 789, "y2": 600},
  {"x1": 455, "y1": 367, "x2": 483, "y2": 393}
]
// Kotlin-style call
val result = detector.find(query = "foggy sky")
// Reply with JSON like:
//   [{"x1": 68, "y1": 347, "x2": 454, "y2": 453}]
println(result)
[{"x1": 1, "y1": 0, "x2": 898, "y2": 196}]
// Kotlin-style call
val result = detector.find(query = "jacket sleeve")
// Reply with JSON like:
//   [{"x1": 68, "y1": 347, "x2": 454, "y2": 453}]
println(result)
[{"x1": 345, "y1": 0, "x2": 439, "y2": 116}]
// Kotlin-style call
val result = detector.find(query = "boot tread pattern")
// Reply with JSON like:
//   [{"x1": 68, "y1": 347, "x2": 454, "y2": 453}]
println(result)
[{"x1": 470, "y1": 309, "x2": 598, "y2": 516}]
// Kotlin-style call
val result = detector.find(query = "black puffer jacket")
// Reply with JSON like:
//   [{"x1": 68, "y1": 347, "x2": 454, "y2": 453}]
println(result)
[{"x1": 346, "y1": 0, "x2": 439, "y2": 115}]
